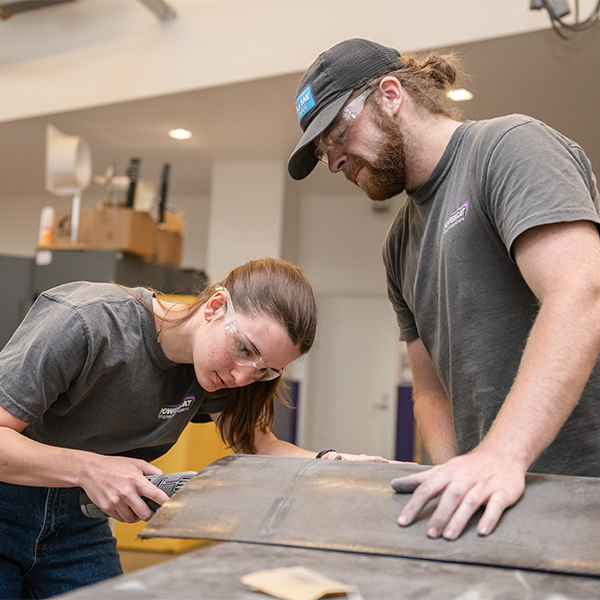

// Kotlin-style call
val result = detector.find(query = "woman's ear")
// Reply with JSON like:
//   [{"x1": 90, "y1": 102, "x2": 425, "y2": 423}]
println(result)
[{"x1": 204, "y1": 290, "x2": 227, "y2": 322}]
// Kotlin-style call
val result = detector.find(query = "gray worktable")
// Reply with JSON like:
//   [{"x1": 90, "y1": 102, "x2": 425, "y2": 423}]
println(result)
[
  {"x1": 57, "y1": 539, "x2": 600, "y2": 599},
  {"x1": 57, "y1": 456, "x2": 600, "y2": 599}
]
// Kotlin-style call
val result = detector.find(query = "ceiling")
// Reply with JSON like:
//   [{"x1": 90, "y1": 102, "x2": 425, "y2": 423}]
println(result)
[{"x1": 1, "y1": 24, "x2": 599, "y2": 202}]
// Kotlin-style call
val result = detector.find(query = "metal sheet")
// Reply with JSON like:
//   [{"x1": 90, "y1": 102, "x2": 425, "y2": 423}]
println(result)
[
  {"x1": 141, "y1": 455, "x2": 600, "y2": 577},
  {"x1": 56, "y1": 541, "x2": 600, "y2": 600}
]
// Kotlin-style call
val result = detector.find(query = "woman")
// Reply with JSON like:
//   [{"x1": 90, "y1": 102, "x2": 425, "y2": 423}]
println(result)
[{"x1": 0, "y1": 257, "x2": 383, "y2": 599}]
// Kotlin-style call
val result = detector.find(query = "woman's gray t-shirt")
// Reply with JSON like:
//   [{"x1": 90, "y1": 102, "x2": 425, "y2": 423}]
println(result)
[{"x1": 0, "y1": 282, "x2": 231, "y2": 462}]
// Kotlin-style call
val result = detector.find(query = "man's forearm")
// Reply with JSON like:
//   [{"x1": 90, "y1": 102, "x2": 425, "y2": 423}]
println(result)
[
  {"x1": 406, "y1": 337, "x2": 459, "y2": 464},
  {"x1": 413, "y1": 393, "x2": 458, "y2": 464}
]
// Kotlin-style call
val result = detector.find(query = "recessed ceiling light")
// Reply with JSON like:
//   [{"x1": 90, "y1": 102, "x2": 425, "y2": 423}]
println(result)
[
  {"x1": 168, "y1": 128, "x2": 192, "y2": 140},
  {"x1": 446, "y1": 88, "x2": 473, "y2": 102}
]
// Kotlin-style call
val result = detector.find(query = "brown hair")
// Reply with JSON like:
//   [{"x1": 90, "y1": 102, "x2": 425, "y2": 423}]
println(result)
[
  {"x1": 156, "y1": 257, "x2": 317, "y2": 453},
  {"x1": 367, "y1": 51, "x2": 465, "y2": 120}
]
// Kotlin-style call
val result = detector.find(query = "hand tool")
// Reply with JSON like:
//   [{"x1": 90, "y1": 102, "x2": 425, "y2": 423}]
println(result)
[{"x1": 80, "y1": 471, "x2": 197, "y2": 518}]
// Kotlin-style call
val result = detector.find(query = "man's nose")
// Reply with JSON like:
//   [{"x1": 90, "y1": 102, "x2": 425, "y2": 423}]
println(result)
[{"x1": 328, "y1": 148, "x2": 347, "y2": 173}]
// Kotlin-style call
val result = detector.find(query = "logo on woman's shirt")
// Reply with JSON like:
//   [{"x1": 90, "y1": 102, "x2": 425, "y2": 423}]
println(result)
[{"x1": 158, "y1": 395, "x2": 196, "y2": 419}]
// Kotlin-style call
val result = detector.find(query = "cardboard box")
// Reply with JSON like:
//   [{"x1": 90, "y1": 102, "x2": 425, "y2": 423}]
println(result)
[
  {"x1": 90, "y1": 206, "x2": 156, "y2": 259},
  {"x1": 52, "y1": 209, "x2": 94, "y2": 246},
  {"x1": 155, "y1": 224, "x2": 183, "y2": 268},
  {"x1": 37, "y1": 208, "x2": 93, "y2": 250},
  {"x1": 163, "y1": 210, "x2": 184, "y2": 235},
  {"x1": 37, "y1": 206, "x2": 184, "y2": 266}
]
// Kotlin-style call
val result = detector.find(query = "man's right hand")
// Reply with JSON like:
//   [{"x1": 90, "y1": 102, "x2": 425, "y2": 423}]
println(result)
[{"x1": 391, "y1": 448, "x2": 526, "y2": 540}]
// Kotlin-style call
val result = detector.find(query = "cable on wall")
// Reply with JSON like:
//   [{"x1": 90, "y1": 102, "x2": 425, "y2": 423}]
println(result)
[{"x1": 537, "y1": 0, "x2": 600, "y2": 39}]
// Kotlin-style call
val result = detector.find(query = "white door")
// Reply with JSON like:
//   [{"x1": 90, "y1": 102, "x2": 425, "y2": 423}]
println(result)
[{"x1": 298, "y1": 294, "x2": 401, "y2": 459}]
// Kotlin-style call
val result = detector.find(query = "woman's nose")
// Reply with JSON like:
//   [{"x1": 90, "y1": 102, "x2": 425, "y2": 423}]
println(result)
[{"x1": 231, "y1": 364, "x2": 256, "y2": 387}]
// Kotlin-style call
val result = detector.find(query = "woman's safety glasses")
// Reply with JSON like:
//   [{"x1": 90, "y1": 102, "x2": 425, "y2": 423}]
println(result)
[{"x1": 216, "y1": 286, "x2": 283, "y2": 382}]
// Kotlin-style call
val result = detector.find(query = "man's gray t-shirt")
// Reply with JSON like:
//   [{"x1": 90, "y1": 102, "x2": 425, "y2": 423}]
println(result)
[
  {"x1": 0, "y1": 282, "x2": 231, "y2": 462},
  {"x1": 384, "y1": 114, "x2": 600, "y2": 476}
]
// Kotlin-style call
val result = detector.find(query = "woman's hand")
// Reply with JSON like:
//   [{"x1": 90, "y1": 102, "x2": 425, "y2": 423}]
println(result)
[
  {"x1": 320, "y1": 451, "x2": 392, "y2": 462},
  {"x1": 79, "y1": 455, "x2": 170, "y2": 523}
]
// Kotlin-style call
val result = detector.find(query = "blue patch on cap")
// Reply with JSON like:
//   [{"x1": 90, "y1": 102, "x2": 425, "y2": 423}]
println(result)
[{"x1": 295, "y1": 85, "x2": 316, "y2": 122}]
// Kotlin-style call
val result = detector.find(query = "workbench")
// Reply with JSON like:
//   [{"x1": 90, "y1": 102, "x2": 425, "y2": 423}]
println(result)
[{"x1": 57, "y1": 456, "x2": 600, "y2": 599}]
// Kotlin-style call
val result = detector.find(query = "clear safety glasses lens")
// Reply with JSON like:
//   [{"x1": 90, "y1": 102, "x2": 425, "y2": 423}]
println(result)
[
  {"x1": 219, "y1": 287, "x2": 283, "y2": 382},
  {"x1": 314, "y1": 87, "x2": 374, "y2": 166}
]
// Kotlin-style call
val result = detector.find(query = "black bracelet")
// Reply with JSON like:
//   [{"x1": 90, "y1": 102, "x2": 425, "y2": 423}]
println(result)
[{"x1": 315, "y1": 449, "x2": 337, "y2": 459}]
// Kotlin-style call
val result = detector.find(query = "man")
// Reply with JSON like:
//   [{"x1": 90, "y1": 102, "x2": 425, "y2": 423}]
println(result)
[{"x1": 288, "y1": 38, "x2": 600, "y2": 540}]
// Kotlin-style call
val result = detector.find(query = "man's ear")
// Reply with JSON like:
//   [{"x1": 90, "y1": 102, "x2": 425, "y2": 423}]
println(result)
[
  {"x1": 204, "y1": 290, "x2": 227, "y2": 322},
  {"x1": 378, "y1": 76, "x2": 403, "y2": 116}
]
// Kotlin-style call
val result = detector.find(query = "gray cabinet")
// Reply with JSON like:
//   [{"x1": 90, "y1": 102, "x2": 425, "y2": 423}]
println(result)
[
  {"x1": 0, "y1": 255, "x2": 34, "y2": 349},
  {"x1": 0, "y1": 249, "x2": 207, "y2": 350}
]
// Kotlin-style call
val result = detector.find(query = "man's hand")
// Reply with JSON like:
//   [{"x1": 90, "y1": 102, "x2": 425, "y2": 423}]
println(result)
[{"x1": 391, "y1": 450, "x2": 526, "y2": 539}]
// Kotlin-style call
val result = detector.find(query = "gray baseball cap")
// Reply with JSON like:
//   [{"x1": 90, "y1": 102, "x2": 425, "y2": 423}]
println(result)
[{"x1": 287, "y1": 38, "x2": 403, "y2": 180}]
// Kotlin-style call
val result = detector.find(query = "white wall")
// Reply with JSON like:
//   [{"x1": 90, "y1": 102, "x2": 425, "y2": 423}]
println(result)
[
  {"x1": 0, "y1": 195, "x2": 59, "y2": 257},
  {"x1": 293, "y1": 191, "x2": 404, "y2": 294},
  {"x1": 174, "y1": 193, "x2": 210, "y2": 271},
  {"x1": 0, "y1": 0, "x2": 566, "y2": 123},
  {"x1": 207, "y1": 161, "x2": 285, "y2": 281},
  {"x1": 301, "y1": 295, "x2": 401, "y2": 457},
  {"x1": 288, "y1": 189, "x2": 406, "y2": 455}
]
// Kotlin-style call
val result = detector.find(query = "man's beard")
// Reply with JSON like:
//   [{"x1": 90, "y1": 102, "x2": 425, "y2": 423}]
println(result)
[{"x1": 344, "y1": 105, "x2": 408, "y2": 202}]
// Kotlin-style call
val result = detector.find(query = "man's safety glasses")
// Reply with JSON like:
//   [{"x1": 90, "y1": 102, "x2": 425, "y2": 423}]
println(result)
[{"x1": 314, "y1": 88, "x2": 374, "y2": 166}]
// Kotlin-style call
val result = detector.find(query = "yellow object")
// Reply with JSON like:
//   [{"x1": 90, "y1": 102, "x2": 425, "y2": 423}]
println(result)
[
  {"x1": 116, "y1": 293, "x2": 233, "y2": 552},
  {"x1": 114, "y1": 419, "x2": 233, "y2": 552}
]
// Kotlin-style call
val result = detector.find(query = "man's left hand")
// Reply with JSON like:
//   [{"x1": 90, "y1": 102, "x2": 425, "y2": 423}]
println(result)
[{"x1": 391, "y1": 450, "x2": 526, "y2": 539}]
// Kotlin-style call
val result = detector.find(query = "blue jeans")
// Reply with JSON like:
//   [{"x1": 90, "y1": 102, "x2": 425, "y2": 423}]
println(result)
[{"x1": 0, "y1": 482, "x2": 123, "y2": 599}]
